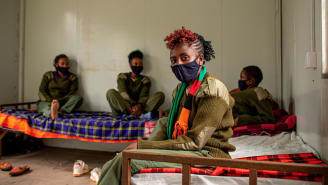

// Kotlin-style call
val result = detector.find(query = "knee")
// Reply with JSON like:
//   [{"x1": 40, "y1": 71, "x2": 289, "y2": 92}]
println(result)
[
  {"x1": 106, "y1": 89, "x2": 118, "y2": 100},
  {"x1": 71, "y1": 95, "x2": 83, "y2": 101},
  {"x1": 158, "y1": 117, "x2": 168, "y2": 126},
  {"x1": 155, "y1": 92, "x2": 165, "y2": 101}
]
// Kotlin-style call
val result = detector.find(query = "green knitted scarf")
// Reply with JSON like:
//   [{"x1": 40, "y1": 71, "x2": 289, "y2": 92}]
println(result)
[{"x1": 166, "y1": 66, "x2": 207, "y2": 139}]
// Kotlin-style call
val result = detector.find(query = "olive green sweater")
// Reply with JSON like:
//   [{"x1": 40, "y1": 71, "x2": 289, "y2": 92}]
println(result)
[
  {"x1": 38, "y1": 71, "x2": 78, "y2": 104},
  {"x1": 231, "y1": 87, "x2": 275, "y2": 126},
  {"x1": 117, "y1": 72, "x2": 151, "y2": 105},
  {"x1": 138, "y1": 72, "x2": 236, "y2": 158}
]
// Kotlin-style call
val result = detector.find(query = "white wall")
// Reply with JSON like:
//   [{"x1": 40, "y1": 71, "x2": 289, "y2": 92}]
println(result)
[
  {"x1": 23, "y1": 0, "x2": 280, "y2": 112},
  {"x1": 282, "y1": 0, "x2": 328, "y2": 161},
  {"x1": 0, "y1": 0, "x2": 19, "y2": 104},
  {"x1": 323, "y1": 80, "x2": 328, "y2": 162},
  {"x1": 23, "y1": 0, "x2": 280, "y2": 151}
]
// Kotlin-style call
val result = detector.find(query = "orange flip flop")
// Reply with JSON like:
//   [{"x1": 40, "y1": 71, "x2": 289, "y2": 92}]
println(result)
[
  {"x1": 9, "y1": 165, "x2": 30, "y2": 176},
  {"x1": 0, "y1": 162, "x2": 13, "y2": 171}
]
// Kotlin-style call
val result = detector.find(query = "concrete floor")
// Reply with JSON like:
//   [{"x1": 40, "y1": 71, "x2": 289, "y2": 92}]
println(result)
[{"x1": 0, "y1": 147, "x2": 115, "y2": 185}]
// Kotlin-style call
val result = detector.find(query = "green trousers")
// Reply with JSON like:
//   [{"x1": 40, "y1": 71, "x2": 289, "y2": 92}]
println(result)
[
  {"x1": 37, "y1": 95, "x2": 83, "y2": 116},
  {"x1": 106, "y1": 89, "x2": 165, "y2": 116},
  {"x1": 97, "y1": 149, "x2": 211, "y2": 185}
]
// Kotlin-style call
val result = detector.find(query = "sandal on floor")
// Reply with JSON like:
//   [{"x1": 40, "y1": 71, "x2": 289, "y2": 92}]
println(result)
[
  {"x1": 9, "y1": 165, "x2": 30, "y2": 176},
  {"x1": 0, "y1": 162, "x2": 13, "y2": 171}
]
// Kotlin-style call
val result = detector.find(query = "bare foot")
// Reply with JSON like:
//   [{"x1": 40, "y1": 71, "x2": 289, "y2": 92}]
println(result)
[{"x1": 51, "y1": 100, "x2": 59, "y2": 119}]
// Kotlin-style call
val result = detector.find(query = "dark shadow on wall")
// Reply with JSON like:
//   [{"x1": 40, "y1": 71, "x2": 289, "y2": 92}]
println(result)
[
  {"x1": 69, "y1": 58, "x2": 78, "y2": 74},
  {"x1": 143, "y1": 53, "x2": 151, "y2": 74},
  {"x1": 281, "y1": 72, "x2": 295, "y2": 115},
  {"x1": 77, "y1": 75, "x2": 89, "y2": 111},
  {"x1": 143, "y1": 53, "x2": 163, "y2": 94},
  {"x1": 69, "y1": 58, "x2": 90, "y2": 111},
  {"x1": 142, "y1": 53, "x2": 156, "y2": 93},
  {"x1": 142, "y1": 53, "x2": 173, "y2": 110}
]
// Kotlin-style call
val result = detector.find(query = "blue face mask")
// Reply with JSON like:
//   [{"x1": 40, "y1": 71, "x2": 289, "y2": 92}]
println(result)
[{"x1": 171, "y1": 58, "x2": 200, "y2": 83}]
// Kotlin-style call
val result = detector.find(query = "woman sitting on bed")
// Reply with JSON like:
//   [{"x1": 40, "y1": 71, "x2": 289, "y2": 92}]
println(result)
[
  {"x1": 230, "y1": 65, "x2": 275, "y2": 126},
  {"x1": 97, "y1": 27, "x2": 236, "y2": 185},
  {"x1": 37, "y1": 54, "x2": 83, "y2": 119}
]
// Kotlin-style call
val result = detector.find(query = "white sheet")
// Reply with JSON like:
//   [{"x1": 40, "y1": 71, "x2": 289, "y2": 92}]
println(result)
[
  {"x1": 131, "y1": 132, "x2": 321, "y2": 185},
  {"x1": 229, "y1": 131, "x2": 319, "y2": 159},
  {"x1": 132, "y1": 173, "x2": 320, "y2": 185}
]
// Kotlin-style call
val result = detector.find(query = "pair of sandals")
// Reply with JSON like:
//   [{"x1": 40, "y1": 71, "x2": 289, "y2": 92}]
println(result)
[{"x1": 0, "y1": 162, "x2": 30, "y2": 176}]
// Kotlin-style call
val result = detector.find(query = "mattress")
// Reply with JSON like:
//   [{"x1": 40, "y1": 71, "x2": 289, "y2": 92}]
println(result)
[
  {"x1": 131, "y1": 132, "x2": 321, "y2": 185},
  {"x1": 0, "y1": 109, "x2": 157, "y2": 143}
]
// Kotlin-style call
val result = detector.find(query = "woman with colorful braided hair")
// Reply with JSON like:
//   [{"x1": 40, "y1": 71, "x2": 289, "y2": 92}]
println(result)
[{"x1": 97, "y1": 27, "x2": 236, "y2": 185}]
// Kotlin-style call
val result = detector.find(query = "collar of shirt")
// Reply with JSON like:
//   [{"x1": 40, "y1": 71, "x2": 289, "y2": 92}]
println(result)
[{"x1": 54, "y1": 71, "x2": 69, "y2": 80}]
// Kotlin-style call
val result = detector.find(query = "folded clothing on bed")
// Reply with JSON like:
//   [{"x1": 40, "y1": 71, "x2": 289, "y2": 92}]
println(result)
[
  {"x1": 0, "y1": 109, "x2": 155, "y2": 143},
  {"x1": 138, "y1": 153, "x2": 327, "y2": 182},
  {"x1": 233, "y1": 109, "x2": 296, "y2": 137}
]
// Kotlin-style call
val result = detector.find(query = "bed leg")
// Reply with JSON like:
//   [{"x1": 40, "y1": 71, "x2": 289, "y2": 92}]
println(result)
[
  {"x1": 182, "y1": 164, "x2": 191, "y2": 185},
  {"x1": 122, "y1": 153, "x2": 131, "y2": 185},
  {"x1": 249, "y1": 168, "x2": 257, "y2": 185},
  {"x1": 0, "y1": 130, "x2": 9, "y2": 160}
]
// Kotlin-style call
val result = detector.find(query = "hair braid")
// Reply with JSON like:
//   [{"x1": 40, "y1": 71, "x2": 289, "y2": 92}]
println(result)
[{"x1": 195, "y1": 34, "x2": 215, "y2": 62}]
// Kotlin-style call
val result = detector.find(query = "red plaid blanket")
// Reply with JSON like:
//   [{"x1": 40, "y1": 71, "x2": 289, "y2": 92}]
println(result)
[
  {"x1": 138, "y1": 153, "x2": 327, "y2": 182},
  {"x1": 233, "y1": 109, "x2": 296, "y2": 137}
]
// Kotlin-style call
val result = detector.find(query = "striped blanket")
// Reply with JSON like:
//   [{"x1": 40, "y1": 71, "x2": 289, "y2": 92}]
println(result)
[
  {"x1": 233, "y1": 109, "x2": 296, "y2": 137},
  {"x1": 0, "y1": 109, "x2": 153, "y2": 143},
  {"x1": 139, "y1": 153, "x2": 327, "y2": 182}
]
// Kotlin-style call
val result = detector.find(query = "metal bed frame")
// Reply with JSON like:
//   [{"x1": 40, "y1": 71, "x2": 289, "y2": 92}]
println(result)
[{"x1": 0, "y1": 101, "x2": 37, "y2": 159}]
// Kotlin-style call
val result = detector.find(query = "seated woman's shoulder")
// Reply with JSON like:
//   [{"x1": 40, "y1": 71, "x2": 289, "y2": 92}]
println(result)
[
  {"x1": 253, "y1": 87, "x2": 273, "y2": 101},
  {"x1": 197, "y1": 73, "x2": 230, "y2": 104},
  {"x1": 141, "y1": 75, "x2": 151, "y2": 84},
  {"x1": 68, "y1": 72, "x2": 78, "y2": 80},
  {"x1": 118, "y1": 73, "x2": 129, "y2": 79},
  {"x1": 43, "y1": 71, "x2": 55, "y2": 79}
]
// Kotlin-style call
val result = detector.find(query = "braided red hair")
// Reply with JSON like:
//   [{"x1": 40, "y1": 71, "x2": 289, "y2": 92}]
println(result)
[{"x1": 164, "y1": 26, "x2": 198, "y2": 49}]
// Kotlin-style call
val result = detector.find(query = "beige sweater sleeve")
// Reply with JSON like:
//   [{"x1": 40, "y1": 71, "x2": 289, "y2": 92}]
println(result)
[{"x1": 138, "y1": 96, "x2": 229, "y2": 150}]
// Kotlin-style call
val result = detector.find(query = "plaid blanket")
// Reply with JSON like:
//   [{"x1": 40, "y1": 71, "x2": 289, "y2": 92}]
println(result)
[
  {"x1": 0, "y1": 109, "x2": 151, "y2": 142},
  {"x1": 139, "y1": 153, "x2": 327, "y2": 182},
  {"x1": 233, "y1": 109, "x2": 296, "y2": 137}
]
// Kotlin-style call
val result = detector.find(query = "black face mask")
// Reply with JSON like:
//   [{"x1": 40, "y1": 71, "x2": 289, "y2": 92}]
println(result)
[
  {"x1": 131, "y1": 66, "x2": 143, "y2": 75},
  {"x1": 56, "y1": 67, "x2": 70, "y2": 75},
  {"x1": 238, "y1": 80, "x2": 248, "y2": 90}
]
